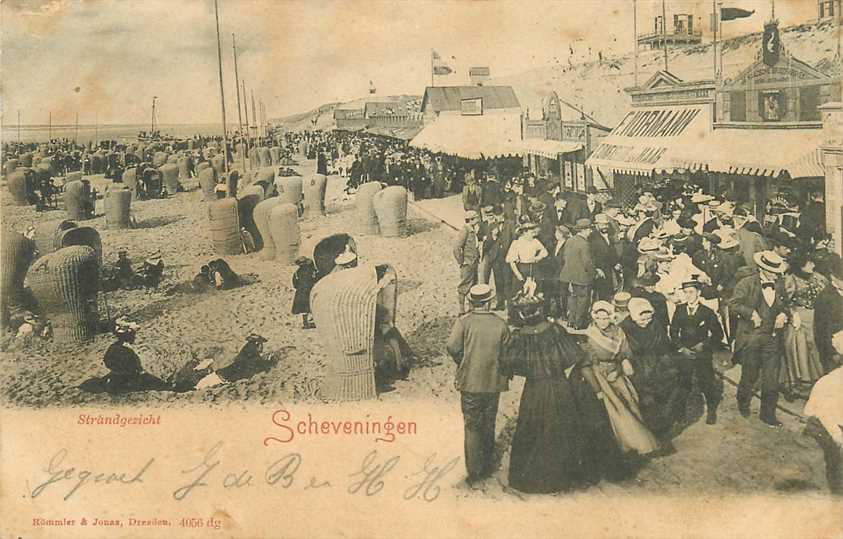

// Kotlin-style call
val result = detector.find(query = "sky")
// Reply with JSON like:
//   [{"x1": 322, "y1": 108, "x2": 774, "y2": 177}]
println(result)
[{"x1": 1, "y1": 0, "x2": 818, "y2": 126}]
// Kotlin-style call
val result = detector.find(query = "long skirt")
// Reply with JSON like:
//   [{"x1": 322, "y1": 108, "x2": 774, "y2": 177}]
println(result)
[
  {"x1": 592, "y1": 364, "x2": 660, "y2": 456},
  {"x1": 782, "y1": 307, "x2": 825, "y2": 387},
  {"x1": 508, "y1": 377, "x2": 587, "y2": 493}
]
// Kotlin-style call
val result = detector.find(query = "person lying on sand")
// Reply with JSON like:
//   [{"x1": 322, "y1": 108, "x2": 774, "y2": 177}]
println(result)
[
  {"x1": 163, "y1": 259, "x2": 256, "y2": 296},
  {"x1": 79, "y1": 322, "x2": 277, "y2": 394}
]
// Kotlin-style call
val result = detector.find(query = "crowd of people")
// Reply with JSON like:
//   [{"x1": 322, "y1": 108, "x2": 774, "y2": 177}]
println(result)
[
  {"x1": 4, "y1": 126, "x2": 840, "y2": 495},
  {"x1": 447, "y1": 169, "x2": 843, "y2": 494},
  {"x1": 281, "y1": 129, "x2": 521, "y2": 200}
]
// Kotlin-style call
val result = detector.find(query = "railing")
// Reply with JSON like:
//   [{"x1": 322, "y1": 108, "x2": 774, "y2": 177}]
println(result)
[{"x1": 637, "y1": 30, "x2": 703, "y2": 41}]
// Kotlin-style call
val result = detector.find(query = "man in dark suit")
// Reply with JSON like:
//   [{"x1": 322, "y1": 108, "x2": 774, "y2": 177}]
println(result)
[
  {"x1": 814, "y1": 254, "x2": 843, "y2": 373},
  {"x1": 559, "y1": 218, "x2": 595, "y2": 329},
  {"x1": 585, "y1": 187, "x2": 603, "y2": 219},
  {"x1": 670, "y1": 277, "x2": 724, "y2": 425},
  {"x1": 561, "y1": 192, "x2": 589, "y2": 227},
  {"x1": 728, "y1": 250, "x2": 790, "y2": 427},
  {"x1": 479, "y1": 207, "x2": 515, "y2": 311},
  {"x1": 589, "y1": 213, "x2": 617, "y2": 301},
  {"x1": 631, "y1": 204, "x2": 658, "y2": 245},
  {"x1": 453, "y1": 210, "x2": 484, "y2": 315}
]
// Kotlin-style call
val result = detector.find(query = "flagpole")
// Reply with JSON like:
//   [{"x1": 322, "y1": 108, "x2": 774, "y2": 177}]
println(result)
[
  {"x1": 232, "y1": 33, "x2": 246, "y2": 172},
  {"x1": 251, "y1": 90, "x2": 257, "y2": 145},
  {"x1": 430, "y1": 49, "x2": 434, "y2": 87},
  {"x1": 17, "y1": 110, "x2": 21, "y2": 144},
  {"x1": 712, "y1": 0, "x2": 718, "y2": 79},
  {"x1": 662, "y1": 0, "x2": 669, "y2": 71},
  {"x1": 633, "y1": 0, "x2": 638, "y2": 86},
  {"x1": 718, "y1": 1, "x2": 724, "y2": 76},
  {"x1": 49, "y1": 111, "x2": 52, "y2": 140},
  {"x1": 232, "y1": 33, "x2": 243, "y2": 134},
  {"x1": 213, "y1": 0, "x2": 229, "y2": 173}
]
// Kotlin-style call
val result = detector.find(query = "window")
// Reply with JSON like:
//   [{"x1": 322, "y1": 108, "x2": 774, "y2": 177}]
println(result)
[
  {"x1": 800, "y1": 86, "x2": 821, "y2": 121},
  {"x1": 730, "y1": 91, "x2": 746, "y2": 121},
  {"x1": 759, "y1": 91, "x2": 785, "y2": 122}
]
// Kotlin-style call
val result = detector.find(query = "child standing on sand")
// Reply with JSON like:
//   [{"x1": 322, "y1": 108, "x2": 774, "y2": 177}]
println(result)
[{"x1": 292, "y1": 256, "x2": 317, "y2": 329}]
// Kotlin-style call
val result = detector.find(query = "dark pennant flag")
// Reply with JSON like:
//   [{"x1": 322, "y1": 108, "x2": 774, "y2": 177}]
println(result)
[{"x1": 721, "y1": 7, "x2": 755, "y2": 21}]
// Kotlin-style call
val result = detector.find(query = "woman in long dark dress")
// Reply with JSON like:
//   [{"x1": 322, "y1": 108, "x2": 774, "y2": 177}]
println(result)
[
  {"x1": 501, "y1": 298, "x2": 628, "y2": 493},
  {"x1": 619, "y1": 297, "x2": 680, "y2": 440},
  {"x1": 292, "y1": 257, "x2": 317, "y2": 329}
]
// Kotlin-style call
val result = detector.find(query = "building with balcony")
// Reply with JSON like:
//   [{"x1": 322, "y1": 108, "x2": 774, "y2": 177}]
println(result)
[{"x1": 638, "y1": 14, "x2": 702, "y2": 50}]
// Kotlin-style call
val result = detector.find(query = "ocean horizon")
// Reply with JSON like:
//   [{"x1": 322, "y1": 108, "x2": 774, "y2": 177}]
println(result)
[{"x1": 1, "y1": 123, "x2": 243, "y2": 145}]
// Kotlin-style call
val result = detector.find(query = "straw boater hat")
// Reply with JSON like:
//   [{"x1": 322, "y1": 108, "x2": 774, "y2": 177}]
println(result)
[
  {"x1": 717, "y1": 233, "x2": 739, "y2": 250},
  {"x1": 715, "y1": 201, "x2": 735, "y2": 215},
  {"x1": 591, "y1": 300, "x2": 615, "y2": 317},
  {"x1": 637, "y1": 237, "x2": 662, "y2": 254},
  {"x1": 612, "y1": 292, "x2": 631, "y2": 310},
  {"x1": 617, "y1": 215, "x2": 637, "y2": 227},
  {"x1": 691, "y1": 192, "x2": 714, "y2": 204},
  {"x1": 113, "y1": 317, "x2": 140, "y2": 336},
  {"x1": 518, "y1": 221, "x2": 538, "y2": 234},
  {"x1": 468, "y1": 283, "x2": 495, "y2": 305},
  {"x1": 753, "y1": 250, "x2": 788, "y2": 274},
  {"x1": 146, "y1": 250, "x2": 163, "y2": 265}
]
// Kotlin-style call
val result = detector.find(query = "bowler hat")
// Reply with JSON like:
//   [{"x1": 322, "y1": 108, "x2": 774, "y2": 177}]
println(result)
[
  {"x1": 575, "y1": 218, "x2": 593, "y2": 230},
  {"x1": 702, "y1": 232, "x2": 721, "y2": 245},
  {"x1": 638, "y1": 273, "x2": 660, "y2": 287}
]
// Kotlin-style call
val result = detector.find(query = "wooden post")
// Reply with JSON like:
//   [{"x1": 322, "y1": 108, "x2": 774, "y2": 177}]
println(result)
[{"x1": 213, "y1": 0, "x2": 229, "y2": 173}]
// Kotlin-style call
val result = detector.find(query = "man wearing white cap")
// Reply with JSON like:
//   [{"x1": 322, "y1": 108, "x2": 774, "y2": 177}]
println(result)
[
  {"x1": 729, "y1": 250, "x2": 790, "y2": 427},
  {"x1": 446, "y1": 284, "x2": 510, "y2": 486}
]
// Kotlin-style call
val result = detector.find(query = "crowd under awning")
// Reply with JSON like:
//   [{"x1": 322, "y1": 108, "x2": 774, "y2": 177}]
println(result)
[
  {"x1": 586, "y1": 104, "x2": 710, "y2": 175},
  {"x1": 519, "y1": 138, "x2": 583, "y2": 159},
  {"x1": 410, "y1": 112, "x2": 523, "y2": 159},
  {"x1": 669, "y1": 128, "x2": 827, "y2": 179}
]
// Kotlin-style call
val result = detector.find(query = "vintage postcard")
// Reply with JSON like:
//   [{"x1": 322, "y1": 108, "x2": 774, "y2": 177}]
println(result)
[{"x1": 2, "y1": 0, "x2": 843, "y2": 537}]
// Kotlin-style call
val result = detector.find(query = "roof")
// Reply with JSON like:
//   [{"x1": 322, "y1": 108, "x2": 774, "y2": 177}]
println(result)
[
  {"x1": 365, "y1": 124, "x2": 424, "y2": 141},
  {"x1": 335, "y1": 99, "x2": 367, "y2": 111},
  {"x1": 420, "y1": 86, "x2": 520, "y2": 113},
  {"x1": 669, "y1": 127, "x2": 827, "y2": 178},
  {"x1": 409, "y1": 111, "x2": 523, "y2": 158},
  {"x1": 520, "y1": 139, "x2": 582, "y2": 159}
]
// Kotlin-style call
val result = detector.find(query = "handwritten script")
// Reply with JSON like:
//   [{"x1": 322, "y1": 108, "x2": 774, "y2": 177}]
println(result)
[{"x1": 30, "y1": 444, "x2": 459, "y2": 504}]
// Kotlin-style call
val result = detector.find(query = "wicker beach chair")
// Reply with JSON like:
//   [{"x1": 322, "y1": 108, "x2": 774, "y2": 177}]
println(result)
[
  {"x1": 372, "y1": 186, "x2": 408, "y2": 237},
  {"x1": 355, "y1": 182, "x2": 383, "y2": 235},
  {"x1": 27, "y1": 245, "x2": 100, "y2": 343}
]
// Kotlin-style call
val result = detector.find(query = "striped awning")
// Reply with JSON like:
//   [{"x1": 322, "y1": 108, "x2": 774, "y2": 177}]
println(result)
[
  {"x1": 519, "y1": 138, "x2": 582, "y2": 159},
  {"x1": 585, "y1": 105, "x2": 710, "y2": 175},
  {"x1": 786, "y1": 148, "x2": 825, "y2": 179},
  {"x1": 669, "y1": 127, "x2": 826, "y2": 179}
]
